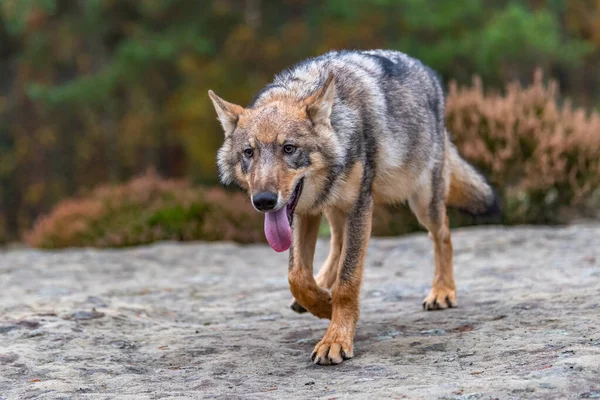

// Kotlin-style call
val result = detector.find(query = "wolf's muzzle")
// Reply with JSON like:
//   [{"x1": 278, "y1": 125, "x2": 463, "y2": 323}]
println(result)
[{"x1": 252, "y1": 191, "x2": 278, "y2": 211}]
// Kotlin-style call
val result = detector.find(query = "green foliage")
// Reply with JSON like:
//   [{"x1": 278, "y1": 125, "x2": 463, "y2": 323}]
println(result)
[
  {"x1": 473, "y1": 3, "x2": 591, "y2": 72},
  {"x1": 28, "y1": 27, "x2": 213, "y2": 107},
  {"x1": 1, "y1": 0, "x2": 57, "y2": 35}
]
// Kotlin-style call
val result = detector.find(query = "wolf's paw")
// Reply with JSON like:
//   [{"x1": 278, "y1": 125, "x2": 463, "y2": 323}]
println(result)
[
  {"x1": 288, "y1": 288, "x2": 332, "y2": 319},
  {"x1": 311, "y1": 333, "x2": 353, "y2": 365},
  {"x1": 423, "y1": 286, "x2": 457, "y2": 311},
  {"x1": 289, "y1": 298, "x2": 307, "y2": 314}
]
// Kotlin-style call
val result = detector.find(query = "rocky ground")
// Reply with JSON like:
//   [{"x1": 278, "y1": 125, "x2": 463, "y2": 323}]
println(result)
[{"x1": 1, "y1": 224, "x2": 599, "y2": 399}]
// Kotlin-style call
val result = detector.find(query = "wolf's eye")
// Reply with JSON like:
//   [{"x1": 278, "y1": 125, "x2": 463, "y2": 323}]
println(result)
[
  {"x1": 244, "y1": 148, "x2": 254, "y2": 158},
  {"x1": 283, "y1": 144, "x2": 296, "y2": 154}
]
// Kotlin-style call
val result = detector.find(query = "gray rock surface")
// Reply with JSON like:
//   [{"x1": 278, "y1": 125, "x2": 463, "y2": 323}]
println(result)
[{"x1": 1, "y1": 224, "x2": 599, "y2": 399}]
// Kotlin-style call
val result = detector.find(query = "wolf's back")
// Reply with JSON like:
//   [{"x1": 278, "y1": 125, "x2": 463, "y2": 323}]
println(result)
[{"x1": 250, "y1": 49, "x2": 499, "y2": 217}]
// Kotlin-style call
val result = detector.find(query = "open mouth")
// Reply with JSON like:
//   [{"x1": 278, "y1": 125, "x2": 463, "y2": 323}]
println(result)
[
  {"x1": 286, "y1": 178, "x2": 304, "y2": 226},
  {"x1": 263, "y1": 178, "x2": 304, "y2": 253}
]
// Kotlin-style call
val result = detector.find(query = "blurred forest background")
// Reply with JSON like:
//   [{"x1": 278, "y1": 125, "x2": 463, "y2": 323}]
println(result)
[{"x1": 1, "y1": 0, "x2": 600, "y2": 247}]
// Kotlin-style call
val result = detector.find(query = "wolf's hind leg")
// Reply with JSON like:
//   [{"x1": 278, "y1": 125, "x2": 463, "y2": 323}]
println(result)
[
  {"x1": 290, "y1": 208, "x2": 346, "y2": 313},
  {"x1": 315, "y1": 208, "x2": 346, "y2": 288},
  {"x1": 408, "y1": 175, "x2": 457, "y2": 311}
]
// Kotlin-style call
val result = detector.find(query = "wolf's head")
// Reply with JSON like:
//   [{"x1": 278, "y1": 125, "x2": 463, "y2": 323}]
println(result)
[{"x1": 208, "y1": 74, "x2": 340, "y2": 252}]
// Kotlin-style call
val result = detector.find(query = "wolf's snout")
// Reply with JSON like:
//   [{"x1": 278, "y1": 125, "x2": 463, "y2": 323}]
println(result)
[{"x1": 252, "y1": 191, "x2": 278, "y2": 211}]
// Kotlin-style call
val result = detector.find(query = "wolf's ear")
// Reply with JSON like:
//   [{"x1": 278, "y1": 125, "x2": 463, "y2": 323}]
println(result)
[
  {"x1": 305, "y1": 73, "x2": 335, "y2": 127},
  {"x1": 208, "y1": 90, "x2": 244, "y2": 135}
]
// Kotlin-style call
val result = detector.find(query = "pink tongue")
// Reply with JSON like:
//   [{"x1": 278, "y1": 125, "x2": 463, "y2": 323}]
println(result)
[{"x1": 264, "y1": 207, "x2": 292, "y2": 252}]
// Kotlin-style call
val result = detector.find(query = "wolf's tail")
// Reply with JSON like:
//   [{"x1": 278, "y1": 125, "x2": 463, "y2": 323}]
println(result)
[{"x1": 445, "y1": 140, "x2": 501, "y2": 217}]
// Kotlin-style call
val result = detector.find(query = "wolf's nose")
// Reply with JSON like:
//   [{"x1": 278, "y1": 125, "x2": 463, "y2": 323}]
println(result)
[{"x1": 252, "y1": 192, "x2": 278, "y2": 211}]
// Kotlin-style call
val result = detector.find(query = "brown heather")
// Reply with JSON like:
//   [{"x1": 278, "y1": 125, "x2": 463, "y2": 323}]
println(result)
[
  {"x1": 25, "y1": 170, "x2": 265, "y2": 249},
  {"x1": 446, "y1": 69, "x2": 600, "y2": 224},
  {"x1": 26, "y1": 71, "x2": 600, "y2": 247}
]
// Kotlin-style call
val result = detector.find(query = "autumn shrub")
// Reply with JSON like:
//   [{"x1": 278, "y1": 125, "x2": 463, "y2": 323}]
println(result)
[
  {"x1": 25, "y1": 170, "x2": 265, "y2": 249},
  {"x1": 375, "y1": 70, "x2": 600, "y2": 235},
  {"x1": 447, "y1": 69, "x2": 600, "y2": 224}
]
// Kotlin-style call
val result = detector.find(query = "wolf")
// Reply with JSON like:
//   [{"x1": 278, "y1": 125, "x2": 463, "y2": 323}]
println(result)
[{"x1": 208, "y1": 49, "x2": 499, "y2": 365}]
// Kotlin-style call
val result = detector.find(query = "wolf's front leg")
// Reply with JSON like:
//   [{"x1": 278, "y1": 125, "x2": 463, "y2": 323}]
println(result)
[
  {"x1": 288, "y1": 213, "x2": 333, "y2": 319},
  {"x1": 290, "y1": 208, "x2": 346, "y2": 314},
  {"x1": 312, "y1": 198, "x2": 372, "y2": 365}
]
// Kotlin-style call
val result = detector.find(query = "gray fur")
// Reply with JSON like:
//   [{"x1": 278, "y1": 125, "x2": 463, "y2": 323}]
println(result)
[{"x1": 244, "y1": 49, "x2": 496, "y2": 215}]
